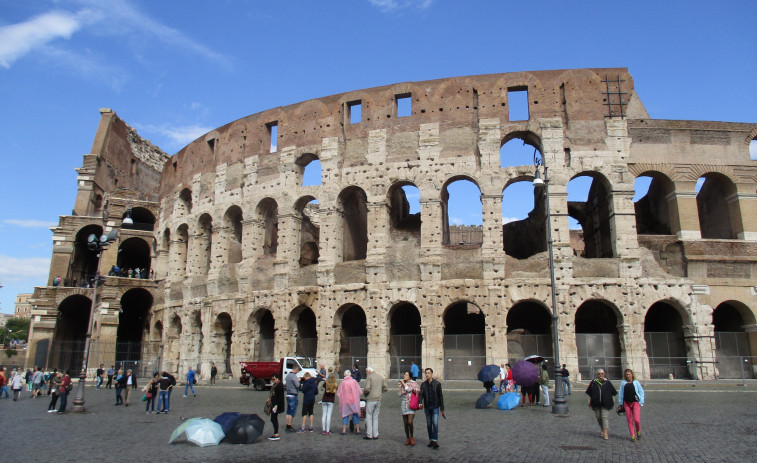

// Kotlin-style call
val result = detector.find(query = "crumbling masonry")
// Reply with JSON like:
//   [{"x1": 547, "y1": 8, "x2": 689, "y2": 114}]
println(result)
[{"x1": 26, "y1": 68, "x2": 757, "y2": 382}]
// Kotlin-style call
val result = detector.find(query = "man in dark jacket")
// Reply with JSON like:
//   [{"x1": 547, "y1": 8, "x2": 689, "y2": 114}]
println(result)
[
  {"x1": 297, "y1": 372, "x2": 318, "y2": 432},
  {"x1": 419, "y1": 368, "x2": 444, "y2": 449}
]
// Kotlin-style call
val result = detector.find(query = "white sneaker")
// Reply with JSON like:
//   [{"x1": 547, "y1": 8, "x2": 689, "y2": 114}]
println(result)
[{"x1": 183, "y1": 395, "x2": 187, "y2": 397}]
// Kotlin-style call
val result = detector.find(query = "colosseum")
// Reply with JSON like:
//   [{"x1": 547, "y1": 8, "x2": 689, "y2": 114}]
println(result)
[{"x1": 26, "y1": 68, "x2": 757, "y2": 383}]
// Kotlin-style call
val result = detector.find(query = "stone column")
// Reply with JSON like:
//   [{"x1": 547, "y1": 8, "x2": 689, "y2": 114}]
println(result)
[
  {"x1": 365, "y1": 200, "x2": 389, "y2": 284},
  {"x1": 612, "y1": 188, "x2": 642, "y2": 277},
  {"x1": 419, "y1": 198, "x2": 443, "y2": 281},
  {"x1": 366, "y1": 306, "x2": 390, "y2": 378},
  {"x1": 317, "y1": 207, "x2": 340, "y2": 286},
  {"x1": 481, "y1": 194, "x2": 505, "y2": 280},
  {"x1": 274, "y1": 213, "x2": 299, "y2": 289},
  {"x1": 729, "y1": 190, "x2": 757, "y2": 240},
  {"x1": 668, "y1": 181, "x2": 701, "y2": 239}
]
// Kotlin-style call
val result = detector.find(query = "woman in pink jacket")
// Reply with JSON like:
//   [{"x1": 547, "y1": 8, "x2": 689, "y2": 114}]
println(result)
[{"x1": 336, "y1": 370, "x2": 362, "y2": 435}]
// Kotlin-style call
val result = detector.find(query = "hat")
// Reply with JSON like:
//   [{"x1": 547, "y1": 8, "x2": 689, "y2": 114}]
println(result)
[{"x1": 343, "y1": 370, "x2": 352, "y2": 377}]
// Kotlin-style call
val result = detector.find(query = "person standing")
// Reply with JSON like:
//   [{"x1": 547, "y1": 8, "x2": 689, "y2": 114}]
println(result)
[
  {"x1": 316, "y1": 364, "x2": 327, "y2": 383},
  {"x1": 336, "y1": 370, "x2": 361, "y2": 435},
  {"x1": 399, "y1": 371, "x2": 420, "y2": 446},
  {"x1": 114, "y1": 368, "x2": 124, "y2": 405},
  {"x1": 284, "y1": 366, "x2": 300, "y2": 432},
  {"x1": 297, "y1": 372, "x2": 318, "y2": 432},
  {"x1": 156, "y1": 372, "x2": 173, "y2": 413},
  {"x1": 210, "y1": 362, "x2": 217, "y2": 385},
  {"x1": 57, "y1": 371, "x2": 72, "y2": 413},
  {"x1": 31, "y1": 366, "x2": 45, "y2": 398},
  {"x1": 619, "y1": 369, "x2": 645, "y2": 442},
  {"x1": 362, "y1": 366, "x2": 387, "y2": 440},
  {"x1": 268, "y1": 373, "x2": 286, "y2": 441},
  {"x1": 144, "y1": 373, "x2": 159, "y2": 414},
  {"x1": 586, "y1": 368, "x2": 617, "y2": 440},
  {"x1": 498, "y1": 364, "x2": 507, "y2": 394},
  {"x1": 320, "y1": 375, "x2": 337, "y2": 435},
  {"x1": 47, "y1": 373, "x2": 62, "y2": 412},
  {"x1": 184, "y1": 367, "x2": 196, "y2": 397},
  {"x1": 410, "y1": 361, "x2": 420, "y2": 381},
  {"x1": 10, "y1": 369, "x2": 24, "y2": 400},
  {"x1": 24, "y1": 369, "x2": 33, "y2": 392},
  {"x1": 106, "y1": 365, "x2": 115, "y2": 389},
  {"x1": 0, "y1": 367, "x2": 8, "y2": 398},
  {"x1": 123, "y1": 369, "x2": 137, "y2": 406},
  {"x1": 419, "y1": 368, "x2": 444, "y2": 450},
  {"x1": 351, "y1": 363, "x2": 362, "y2": 384},
  {"x1": 96, "y1": 364, "x2": 105, "y2": 389},
  {"x1": 560, "y1": 364, "x2": 571, "y2": 395},
  {"x1": 539, "y1": 363, "x2": 550, "y2": 407}
]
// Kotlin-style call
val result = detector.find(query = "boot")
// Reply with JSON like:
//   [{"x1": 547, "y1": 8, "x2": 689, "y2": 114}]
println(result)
[
  {"x1": 404, "y1": 438, "x2": 410, "y2": 446},
  {"x1": 410, "y1": 437, "x2": 416, "y2": 446}
]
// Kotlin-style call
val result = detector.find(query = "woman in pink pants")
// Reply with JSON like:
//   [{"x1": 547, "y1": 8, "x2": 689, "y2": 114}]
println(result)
[{"x1": 618, "y1": 369, "x2": 645, "y2": 442}]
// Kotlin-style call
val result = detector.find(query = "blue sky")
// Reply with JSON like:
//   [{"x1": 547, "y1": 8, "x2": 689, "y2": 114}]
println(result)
[{"x1": 0, "y1": 0, "x2": 755, "y2": 314}]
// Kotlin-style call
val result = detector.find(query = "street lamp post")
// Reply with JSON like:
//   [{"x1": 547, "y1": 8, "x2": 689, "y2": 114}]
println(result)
[
  {"x1": 533, "y1": 151, "x2": 569, "y2": 415},
  {"x1": 71, "y1": 206, "x2": 132, "y2": 413}
]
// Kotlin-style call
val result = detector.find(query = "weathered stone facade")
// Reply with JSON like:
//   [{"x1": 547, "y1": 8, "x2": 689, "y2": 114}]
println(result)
[{"x1": 26, "y1": 69, "x2": 757, "y2": 382}]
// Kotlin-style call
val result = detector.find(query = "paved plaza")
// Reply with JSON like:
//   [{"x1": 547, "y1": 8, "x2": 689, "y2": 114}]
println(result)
[{"x1": 2, "y1": 379, "x2": 756, "y2": 462}]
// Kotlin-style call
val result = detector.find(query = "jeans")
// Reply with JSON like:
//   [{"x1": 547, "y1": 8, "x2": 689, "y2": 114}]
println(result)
[
  {"x1": 365, "y1": 400, "x2": 381, "y2": 438},
  {"x1": 563, "y1": 378, "x2": 571, "y2": 395},
  {"x1": 145, "y1": 393, "x2": 157, "y2": 412},
  {"x1": 286, "y1": 395, "x2": 298, "y2": 416},
  {"x1": 341, "y1": 413, "x2": 359, "y2": 426},
  {"x1": 157, "y1": 390, "x2": 169, "y2": 412},
  {"x1": 115, "y1": 386, "x2": 123, "y2": 404},
  {"x1": 321, "y1": 402, "x2": 334, "y2": 432},
  {"x1": 96, "y1": 376, "x2": 103, "y2": 388},
  {"x1": 58, "y1": 390, "x2": 68, "y2": 412},
  {"x1": 424, "y1": 407, "x2": 439, "y2": 442},
  {"x1": 167, "y1": 388, "x2": 173, "y2": 410},
  {"x1": 1, "y1": 386, "x2": 8, "y2": 397},
  {"x1": 184, "y1": 382, "x2": 195, "y2": 395}
]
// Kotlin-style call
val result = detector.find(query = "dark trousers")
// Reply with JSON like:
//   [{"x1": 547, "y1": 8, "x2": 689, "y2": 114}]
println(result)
[
  {"x1": 58, "y1": 390, "x2": 68, "y2": 412},
  {"x1": 271, "y1": 412, "x2": 280, "y2": 434},
  {"x1": 106, "y1": 375, "x2": 113, "y2": 389}
]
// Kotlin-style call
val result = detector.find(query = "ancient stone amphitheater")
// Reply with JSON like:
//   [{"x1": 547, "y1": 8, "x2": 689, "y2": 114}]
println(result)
[{"x1": 27, "y1": 68, "x2": 757, "y2": 382}]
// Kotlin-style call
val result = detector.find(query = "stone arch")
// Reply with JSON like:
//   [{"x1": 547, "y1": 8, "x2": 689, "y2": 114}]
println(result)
[
  {"x1": 175, "y1": 223, "x2": 189, "y2": 276},
  {"x1": 68, "y1": 224, "x2": 104, "y2": 286},
  {"x1": 713, "y1": 300, "x2": 755, "y2": 379},
  {"x1": 568, "y1": 172, "x2": 616, "y2": 258},
  {"x1": 248, "y1": 308, "x2": 275, "y2": 361},
  {"x1": 256, "y1": 198, "x2": 279, "y2": 255},
  {"x1": 442, "y1": 300, "x2": 486, "y2": 379},
  {"x1": 296, "y1": 152, "x2": 322, "y2": 186},
  {"x1": 124, "y1": 206, "x2": 155, "y2": 231},
  {"x1": 51, "y1": 294, "x2": 92, "y2": 372},
  {"x1": 337, "y1": 186, "x2": 368, "y2": 262},
  {"x1": 387, "y1": 180, "x2": 421, "y2": 232},
  {"x1": 195, "y1": 213, "x2": 213, "y2": 275},
  {"x1": 116, "y1": 288, "x2": 153, "y2": 368},
  {"x1": 335, "y1": 303, "x2": 368, "y2": 375},
  {"x1": 151, "y1": 321, "x2": 163, "y2": 342},
  {"x1": 294, "y1": 196, "x2": 320, "y2": 267},
  {"x1": 575, "y1": 299, "x2": 623, "y2": 379},
  {"x1": 213, "y1": 312, "x2": 233, "y2": 375},
  {"x1": 644, "y1": 301, "x2": 691, "y2": 379},
  {"x1": 696, "y1": 172, "x2": 742, "y2": 239},
  {"x1": 117, "y1": 237, "x2": 152, "y2": 277},
  {"x1": 634, "y1": 171, "x2": 676, "y2": 235},
  {"x1": 441, "y1": 175, "x2": 483, "y2": 246},
  {"x1": 187, "y1": 309, "x2": 204, "y2": 375},
  {"x1": 223, "y1": 205, "x2": 244, "y2": 264},
  {"x1": 387, "y1": 302, "x2": 423, "y2": 378},
  {"x1": 178, "y1": 188, "x2": 192, "y2": 216},
  {"x1": 289, "y1": 305, "x2": 318, "y2": 358},
  {"x1": 505, "y1": 300, "x2": 554, "y2": 362}
]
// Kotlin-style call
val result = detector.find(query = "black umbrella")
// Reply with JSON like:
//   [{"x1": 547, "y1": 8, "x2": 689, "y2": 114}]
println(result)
[
  {"x1": 477, "y1": 364, "x2": 501, "y2": 383},
  {"x1": 226, "y1": 414, "x2": 266, "y2": 444},
  {"x1": 213, "y1": 412, "x2": 241, "y2": 434},
  {"x1": 475, "y1": 391, "x2": 496, "y2": 409}
]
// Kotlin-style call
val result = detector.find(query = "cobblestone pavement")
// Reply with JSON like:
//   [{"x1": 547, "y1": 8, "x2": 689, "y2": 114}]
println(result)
[{"x1": 2, "y1": 379, "x2": 756, "y2": 462}]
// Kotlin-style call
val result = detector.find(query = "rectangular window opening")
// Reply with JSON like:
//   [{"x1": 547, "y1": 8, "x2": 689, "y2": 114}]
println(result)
[
  {"x1": 396, "y1": 93, "x2": 412, "y2": 117},
  {"x1": 348, "y1": 101, "x2": 362, "y2": 124},
  {"x1": 507, "y1": 87, "x2": 529, "y2": 121},
  {"x1": 267, "y1": 122, "x2": 278, "y2": 153}
]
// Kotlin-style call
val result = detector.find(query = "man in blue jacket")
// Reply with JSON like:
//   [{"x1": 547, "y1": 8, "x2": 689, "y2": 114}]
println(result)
[{"x1": 184, "y1": 367, "x2": 196, "y2": 397}]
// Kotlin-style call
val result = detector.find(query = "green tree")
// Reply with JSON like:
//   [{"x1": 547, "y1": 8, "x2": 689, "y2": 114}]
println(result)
[{"x1": 5, "y1": 317, "x2": 30, "y2": 342}]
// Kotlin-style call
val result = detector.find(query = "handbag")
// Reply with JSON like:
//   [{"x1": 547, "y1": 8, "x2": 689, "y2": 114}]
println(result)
[
  {"x1": 141, "y1": 394, "x2": 148, "y2": 402},
  {"x1": 616, "y1": 405, "x2": 625, "y2": 415},
  {"x1": 146, "y1": 392, "x2": 153, "y2": 399},
  {"x1": 409, "y1": 391, "x2": 421, "y2": 411},
  {"x1": 264, "y1": 399, "x2": 272, "y2": 416}
]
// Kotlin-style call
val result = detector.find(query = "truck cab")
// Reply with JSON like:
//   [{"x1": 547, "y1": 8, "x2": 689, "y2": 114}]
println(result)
[{"x1": 283, "y1": 356, "x2": 318, "y2": 379}]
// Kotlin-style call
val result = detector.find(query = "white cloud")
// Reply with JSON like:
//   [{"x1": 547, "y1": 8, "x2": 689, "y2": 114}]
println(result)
[
  {"x1": 138, "y1": 123, "x2": 213, "y2": 149},
  {"x1": 0, "y1": 10, "x2": 85, "y2": 68},
  {"x1": 39, "y1": 45, "x2": 129, "y2": 91},
  {"x1": 368, "y1": 0, "x2": 433, "y2": 12},
  {"x1": 4, "y1": 219, "x2": 56, "y2": 228},
  {"x1": 0, "y1": 255, "x2": 51, "y2": 282}
]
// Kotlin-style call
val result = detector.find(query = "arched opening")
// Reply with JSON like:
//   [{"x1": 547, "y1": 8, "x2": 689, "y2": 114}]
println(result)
[
  {"x1": 568, "y1": 174, "x2": 615, "y2": 258},
  {"x1": 165, "y1": 315, "x2": 183, "y2": 373},
  {"x1": 713, "y1": 301, "x2": 755, "y2": 379},
  {"x1": 336, "y1": 304, "x2": 368, "y2": 377},
  {"x1": 338, "y1": 187, "x2": 368, "y2": 261},
  {"x1": 388, "y1": 303, "x2": 422, "y2": 378},
  {"x1": 116, "y1": 288, "x2": 153, "y2": 371},
  {"x1": 213, "y1": 313, "x2": 233, "y2": 375},
  {"x1": 224, "y1": 205, "x2": 244, "y2": 264},
  {"x1": 502, "y1": 180, "x2": 547, "y2": 259},
  {"x1": 499, "y1": 132, "x2": 541, "y2": 168},
  {"x1": 51, "y1": 294, "x2": 92, "y2": 372},
  {"x1": 388, "y1": 182, "x2": 421, "y2": 232},
  {"x1": 122, "y1": 207, "x2": 155, "y2": 231},
  {"x1": 644, "y1": 302, "x2": 690, "y2": 379},
  {"x1": 505, "y1": 301, "x2": 553, "y2": 363},
  {"x1": 442, "y1": 178, "x2": 483, "y2": 246},
  {"x1": 696, "y1": 173, "x2": 741, "y2": 239},
  {"x1": 176, "y1": 224, "x2": 189, "y2": 277},
  {"x1": 295, "y1": 196, "x2": 320, "y2": 267},
  {"x1": 257, "y1": 198, "x2": 278, "y2": 255},
  {"x1": 443, "y1": 301, "x2": 486, "y2": 379},
  {"x1": 575, "y1": 300, "x2": 622, "y2": 379},
  {"x1": 196, "y1": 213, "x2": 213, "y2": 274},
  {"x1": 290, "y1": 306, "x2": 317, "y2": 358},
  {"x1": 750, "y1": 138, "x2": 757, "y2": 160},
  {"x1": 116, "y1": 237, "x2": 151, "y2": 277},
  {"x1": 67, "y1": 224, "x2": 104, "y2": 286},
  {"x1": 297, "y1": 153, "x2": 322, "y2": 186},
  {"x1": 634, "y1": 173, "x2": 674, "y2": 235},
  {"x1": 152, "y1": 321, "x2": 163, "y2": 342},
  {"x1": 249, "y1": 309, "x2": 275, "y2": 361},
  {"x1": 178, "y1": 188, "x2": 192, "y2": 216}
]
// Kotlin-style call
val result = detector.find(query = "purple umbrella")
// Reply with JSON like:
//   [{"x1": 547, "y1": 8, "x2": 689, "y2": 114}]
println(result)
[{"x1": 512, "y1": 360, "x2": 538, "y2": 387}]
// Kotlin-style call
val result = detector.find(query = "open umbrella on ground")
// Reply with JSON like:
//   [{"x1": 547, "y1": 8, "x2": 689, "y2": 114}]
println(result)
[
  {"x1": 475, "y1": 390, "x2": 496, "y2": 409},
  {"x1": 226, "y1": 414, "x2": 266, "y2": 444},
  {"x1": 477, "y1": 364, "x2": 501, "y2": 383},
  {"x1": 184, "y1": 418, "x2": 225, "y2": 447},
  {"x1": 497, "y1": 392, "x2": 521, "y2": 410},
  {"x1": 523, "y1": 355, "x2": 545, "y2": 364},
  {"x1": 213, "y1": 412, "x2": 241, "y2": 434},
  {"x1": 168, "y1": 417, "x2": 203, "y2": 444},
  {"x1": 512, "y1": 360, "x2": 538, "y2": 387}
]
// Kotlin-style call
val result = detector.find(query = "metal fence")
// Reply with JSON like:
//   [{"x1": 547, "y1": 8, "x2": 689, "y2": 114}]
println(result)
[
  {"x1": 443, "y1": 334, "x2": 486, "y2": 379},
  {"x1": 40, "y1": 340, "x2": 163, "y2": 379}
]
